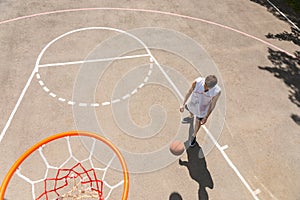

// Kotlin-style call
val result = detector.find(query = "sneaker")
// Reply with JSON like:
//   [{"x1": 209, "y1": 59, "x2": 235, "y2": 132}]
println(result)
[
  {"x1": 181, "y1": 116, "x2": 193, "y2": 124},
  {"x1": 189, "y1": 136, "x2": 196, "y2": 147}
]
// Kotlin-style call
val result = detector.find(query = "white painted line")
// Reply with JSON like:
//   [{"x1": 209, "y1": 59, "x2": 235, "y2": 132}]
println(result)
[
  {"x1": 148, "y1": 70, "x2": 152, "y2": 76},
  {"x1": 102, "y1": 102, "x2": 111, "y2": 106},
  {"x1": 91, "y1": 103, "x2": 100, "y2": 107},
  {"x1": 138, "y1": 83, "x2": 145, "y2": 88},
  {"x1": 151, "y1": 54, "x2": 260, "y2": 200},
  {"x1": 0, "y1": 8, "x2": 296, "y2": 58},
  {"x1": 131, "y1": 89, "x2": 138, "y2": 95},
  {"x1": 254, "y1": 189, "x2": 261, "y2": 195},
  {"x1": 111, "y1": 99, "x2": 121, "y2": 104},
  {"x1": 221, "y1": 145, "x2": 229, "y2": 150},
  {"x1": 202, "y1": 126, "x2": 260, "y2": 200},
  {"x1": 0, "y1": 67, "x2": 38, "y2": 143},
  {"x1": 38, "y1": 54, "x2": 150, "y2": 68},
  {"x1": 122, "y1": 94, "x2": 130, "y2": 100},
  {"x1": 58, "y1": 98, "x2": 66, "y2": 102},
  {"x1": 79, "y1": 103, "x2": 88, "y2": 107},
  {"x1": 67, "y1": 101, "x2": 76, "y2": 105},
  {"x1": 267, "y1": 0, "x2": 300, "y2": 31},
  {"x1": 36, "y1": 73, "x2": 40, "y2": 79},
  {"x1": 150, "y1": 57, "x2": 154, "y2": 62},
  {"x1": 144, "y1": 76, "x2": 149, "y2": 82},
  {"x1": 33, "y1": 27, "x2": 156, "y2": 108},
  {"x1": 151, "y1": 57, "x2": 184, "y2": 100},
  {"x1": 150, "y1": 63, "x2": 153, "y2": 69},
  {"x1": 49, "y1": 93, "x2": 56, "y2": 98},
  {"x1": 38, "y1": 80, "x2": 44, "y2": 86},
  {"x1": 43, "y1": 86, "x2": 50, "y2": 93}
]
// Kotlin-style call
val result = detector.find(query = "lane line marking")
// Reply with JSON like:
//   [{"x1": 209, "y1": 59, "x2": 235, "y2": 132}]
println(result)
[
  {"x1": 79, "y1": 103, "x2": 88, "y2": 107},
  {"x1": 151, "y1": 54, "x2": 260, "y2": 200},
  {"x1": 221, "y1": 145, "x2": 229, "y2": 150},
  {"x1": 38, "y1": 54, "x2": 150, "y2": 68},
  {"x1": 0, "y1": 67, "x2": 38, "y2": 143},
  {"x1": 35, "y1": 27, "x2": 155, "y2": 107},
  {"x1": 0, "y1": 10, "x2": 289, "y2": 198},
  {"x1": 254, "y1": 189, "x2": 261, "y2": 195},
  {"x1": 90, "y1": 103, "x2": 100, "y2": 107},
  {"x1": 203, "y1": 126, "x2": 260, "y2": 200}
]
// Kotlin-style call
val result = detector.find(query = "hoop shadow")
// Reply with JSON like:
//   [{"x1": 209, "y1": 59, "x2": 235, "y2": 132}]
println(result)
[{"x1": 180, "y1": 119, "x2": 214, "y2": 200}]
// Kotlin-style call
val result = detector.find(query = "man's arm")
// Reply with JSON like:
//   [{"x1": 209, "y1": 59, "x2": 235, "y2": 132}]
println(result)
[
  {"x1": 179, "y1": 81, "x2": 196, "y2": 112},
  {"x1": 201, "y1": 91, "x2": 221, "y2": 124}
]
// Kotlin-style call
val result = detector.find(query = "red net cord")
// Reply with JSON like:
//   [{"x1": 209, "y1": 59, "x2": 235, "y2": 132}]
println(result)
[{"x1": 36, "y1": 163, "x2": 104, "y2": 200}]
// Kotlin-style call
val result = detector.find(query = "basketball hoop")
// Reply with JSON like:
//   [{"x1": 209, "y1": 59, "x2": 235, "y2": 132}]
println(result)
[{"x1": 0, "y1": 131, "x2": 129, "y2": 200}]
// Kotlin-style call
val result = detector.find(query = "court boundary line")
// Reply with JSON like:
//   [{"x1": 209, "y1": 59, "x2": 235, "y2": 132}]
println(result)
[
  {"x1": 267, "y1": 0, "x2": 300, "y2": 31},
  {"x1": 0, "y1": 7, "x2": 297, "y2": 58},
  {"x1": 1, "y1": 7, "x2": 294, "y2": 199}
]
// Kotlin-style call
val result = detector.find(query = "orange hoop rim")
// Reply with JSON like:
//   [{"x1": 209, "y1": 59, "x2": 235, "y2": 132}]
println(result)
[{"x1": 0, "y1": 131, "x2": 129, "y2": 200}]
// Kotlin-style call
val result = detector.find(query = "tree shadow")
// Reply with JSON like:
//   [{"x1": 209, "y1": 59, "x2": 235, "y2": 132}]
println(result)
[
  {"x1": 291, "y1": 114, "x2": 300, "y2": 125},
  {"x1": 258, "y1": 48, "x2": 300, "y2": 125},
  {"x1": 266, "y1": 27, "x2": 300, "y2": 46},
  {"x1": 250, "y1": 0, "x2": 300, "y2": 27}
]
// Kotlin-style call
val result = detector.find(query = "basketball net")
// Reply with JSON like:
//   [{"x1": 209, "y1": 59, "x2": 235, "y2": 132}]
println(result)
[{"x1": 0, "y1": 131, "x2": 129, "y2": 200}]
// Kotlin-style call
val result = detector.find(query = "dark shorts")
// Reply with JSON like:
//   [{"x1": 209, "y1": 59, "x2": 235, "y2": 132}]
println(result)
[{"x1": 185, "y1": 104, "x2": 203, "y2": 121}]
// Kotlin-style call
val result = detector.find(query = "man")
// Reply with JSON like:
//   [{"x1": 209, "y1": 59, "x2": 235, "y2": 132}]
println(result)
[{"x1": 180, "y1": 75, "x2": 221, "y2": 147}]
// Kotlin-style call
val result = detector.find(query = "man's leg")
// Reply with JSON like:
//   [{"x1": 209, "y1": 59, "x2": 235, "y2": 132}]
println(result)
[
  {"x1": 190, "y1": 117, "x2": 202, "y2": 147},
  {"x1": 182, "y1": 105, "x2": 194, "y2": 123},
  {"x1": 193, "y1": 118, "x2": 201, "y2": 137}
]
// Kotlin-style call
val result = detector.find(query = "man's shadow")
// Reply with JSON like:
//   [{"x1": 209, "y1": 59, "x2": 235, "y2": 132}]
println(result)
[{"x1": 180, "y1": 119, "x2": 214, "y2": 200}]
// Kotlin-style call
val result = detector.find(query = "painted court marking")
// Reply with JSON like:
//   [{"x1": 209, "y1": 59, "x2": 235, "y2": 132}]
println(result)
[
  {"x1": 1, "y1": 7, "x2": 295, "y2": 199},
  {"x1": 36, "y1": 56, "x2": 154, "y2": 107},
  {"x1": 34, "y1": 26, "x2": 156, "y2": 107},
  {"x1": 151, "y1": 54, "x2": 261, "y2": 200},
  {"x1": 38, "y1": 54, "x2": 150, "y2": 68},
  {"x1": 267, "y1": 0, "x2": 300, "y2": 31}
]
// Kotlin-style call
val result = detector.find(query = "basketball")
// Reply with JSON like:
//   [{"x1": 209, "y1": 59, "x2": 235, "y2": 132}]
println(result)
[{"x1": 169, "y1": 140, "x2": 185, "y2": 156}]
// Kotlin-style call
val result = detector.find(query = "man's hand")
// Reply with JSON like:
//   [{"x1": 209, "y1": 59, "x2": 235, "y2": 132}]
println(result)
[
  {"x1": 179, "y1": 106, "x2": 184, "y2": 113},
  {"x1": 200, "y1": 117, "x2": 207, "y2": 125}
]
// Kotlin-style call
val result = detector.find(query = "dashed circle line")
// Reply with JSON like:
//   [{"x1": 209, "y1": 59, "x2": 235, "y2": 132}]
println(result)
[{"x1": 36, "y1": 59, "x2": 154, "y2": 107}]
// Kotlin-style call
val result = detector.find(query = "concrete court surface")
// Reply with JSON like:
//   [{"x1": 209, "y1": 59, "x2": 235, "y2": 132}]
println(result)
[{"x1": 0, "y1": 0, "x2": 299, "y2": 200}]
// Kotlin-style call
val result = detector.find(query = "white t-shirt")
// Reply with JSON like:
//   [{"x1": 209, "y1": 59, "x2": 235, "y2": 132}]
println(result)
[{"x1": 187, "y1": 77, "x2": 221, "y2": 118}]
